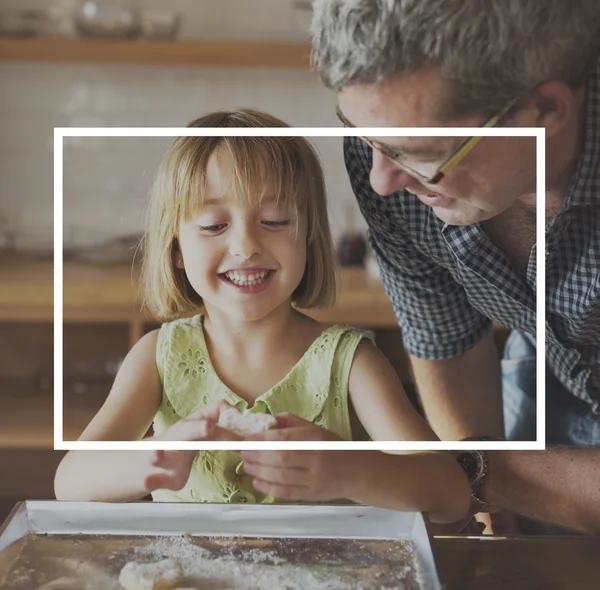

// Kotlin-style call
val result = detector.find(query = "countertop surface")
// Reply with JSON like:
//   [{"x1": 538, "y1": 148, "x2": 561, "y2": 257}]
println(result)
[
  {"x1": 432, "y1": 534, "x2": 600, "y2": 589},
  {"x1": 0, "y1": 499, "x2": 596, "y2": 590}
]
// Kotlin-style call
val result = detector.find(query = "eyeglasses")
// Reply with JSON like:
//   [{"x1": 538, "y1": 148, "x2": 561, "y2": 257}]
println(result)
[{"x1": 336, "y1": 100, "x2": 516, "y2": 185}]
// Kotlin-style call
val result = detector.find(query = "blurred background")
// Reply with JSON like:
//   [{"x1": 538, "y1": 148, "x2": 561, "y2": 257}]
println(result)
[{"x1": 0, "y1": 0, "x2": 419, "y2": 520}]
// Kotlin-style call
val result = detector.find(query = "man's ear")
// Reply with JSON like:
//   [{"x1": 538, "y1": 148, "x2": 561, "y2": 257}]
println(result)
[{"x1": 529, "y1": 81, "x2": 579, "y2": 139}]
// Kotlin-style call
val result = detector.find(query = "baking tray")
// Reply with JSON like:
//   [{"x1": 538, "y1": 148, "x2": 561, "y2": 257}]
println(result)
[{"x1": 0, "y1": 501, "x2": 442, "y2": 589}]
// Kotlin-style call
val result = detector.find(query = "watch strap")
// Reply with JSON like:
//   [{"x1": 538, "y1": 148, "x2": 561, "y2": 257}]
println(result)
[{"x1": 457, "y1": 436, "x2": 505, "y2": 513}]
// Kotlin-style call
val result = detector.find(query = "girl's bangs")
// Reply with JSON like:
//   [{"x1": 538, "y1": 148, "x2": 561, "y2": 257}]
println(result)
[
  {"x1": 225, "y1": 138, "x2": 302, "y2": 214},
  {"x1": 177, "y1": 137, "x2": 305, "y2": 221}
]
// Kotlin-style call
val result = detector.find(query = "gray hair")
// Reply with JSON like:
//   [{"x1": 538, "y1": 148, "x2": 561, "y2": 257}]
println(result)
[{"x1": 311, "y1": 0, "x2": 600, "y2": 119}]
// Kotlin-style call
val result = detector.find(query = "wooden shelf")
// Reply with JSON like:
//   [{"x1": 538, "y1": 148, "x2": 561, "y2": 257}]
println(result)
[
  {"x1": 0, "y1": 256, "x2": 397, "y2": 332},
  {"x1": 0, "y1": 37, "x2": 312, "y2": 68}
]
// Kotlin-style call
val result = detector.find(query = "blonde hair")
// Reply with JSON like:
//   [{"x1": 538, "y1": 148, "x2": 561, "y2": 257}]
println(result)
[{"x1": 141, "y1": 108, "x2": 337, "y2": 321}]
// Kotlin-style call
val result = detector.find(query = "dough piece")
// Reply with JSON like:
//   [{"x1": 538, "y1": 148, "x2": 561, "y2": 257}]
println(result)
[
  {"x1": 218, "y1": 407, "x2": 277, "y2": 437},
  {"x1": 118, "y1": 558, "x2": 184, "y2": 590}
]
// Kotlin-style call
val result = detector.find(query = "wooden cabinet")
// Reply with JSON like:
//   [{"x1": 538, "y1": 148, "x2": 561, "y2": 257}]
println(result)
[{"x1": 0, "y1": 449, "x2": 67, "y2": 523}]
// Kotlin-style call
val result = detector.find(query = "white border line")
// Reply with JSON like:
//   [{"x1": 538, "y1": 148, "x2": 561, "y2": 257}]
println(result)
[
  {"x1": 536, "y1": 133, "x2": 546, "y2": 446},
  {"x1": 54, "y1": 130, "x2": 64, "y2": 449},
  {"x1": 56, "y1": 127, "x2": 540, "y2": 137},
  {"x1": 53, "y1": 440, "x2": 544, "y2": 451},
  {"x1": 54, "y1": 127, "x2": 545, "y2": 451}
]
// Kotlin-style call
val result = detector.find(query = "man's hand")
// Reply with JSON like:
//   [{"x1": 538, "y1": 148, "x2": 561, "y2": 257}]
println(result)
[{"x1": 426, "y1": 510, "x2": 521, "y2": 536}]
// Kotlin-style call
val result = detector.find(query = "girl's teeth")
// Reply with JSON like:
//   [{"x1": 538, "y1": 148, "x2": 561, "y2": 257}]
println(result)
[{"x1": 225, "y1": 270, "x2": 270, "y2": 286}]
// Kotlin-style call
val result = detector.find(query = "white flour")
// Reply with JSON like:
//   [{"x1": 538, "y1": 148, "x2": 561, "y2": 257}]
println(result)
[
  {"x1": 1, "y1": 534, "x2": 420, "y2": 590},
  {"x1": 128, "y1": 535, "x2": 417, "y2": 590}
]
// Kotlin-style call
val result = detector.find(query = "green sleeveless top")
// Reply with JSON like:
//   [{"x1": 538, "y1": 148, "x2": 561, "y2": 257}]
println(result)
[{"x1": 151, "y1": 314, "x2": 372, "y2": 504}]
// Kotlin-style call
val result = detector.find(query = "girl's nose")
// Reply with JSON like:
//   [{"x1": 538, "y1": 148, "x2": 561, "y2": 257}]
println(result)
[
  {"x1": 229, "y1": 224, "x2": 261, "y2": 260},
  {"x1": 369, "y1": 149, "x2": 420, "y2": 196}
]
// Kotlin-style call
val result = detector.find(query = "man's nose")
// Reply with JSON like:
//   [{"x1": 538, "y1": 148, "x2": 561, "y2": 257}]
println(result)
[
  {"x1": 369, "y1": 149, "x2": 419, "y2": 196},
  {"x1": 229, "y1": 222, "x2": 261, "y2": 260}
]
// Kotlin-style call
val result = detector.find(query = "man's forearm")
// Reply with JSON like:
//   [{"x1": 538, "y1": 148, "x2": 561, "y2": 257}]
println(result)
[
  {"x1": 410, "y1": 329, "x2": 504, "y2": 440},
  {"x1": 346, "y1": 451, "x2": 471, "y2": 524},
  {"x1": 484, "y1": 449, "x2": 600, "y2": 534}
]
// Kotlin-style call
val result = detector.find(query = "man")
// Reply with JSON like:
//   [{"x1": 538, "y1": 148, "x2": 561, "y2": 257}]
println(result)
[
  {"x1": 317, "y1": 0, "x2": 600, "y2": 531},
  {"x1": 246, "y1": 0, "x2": 600, "y2": 534}
]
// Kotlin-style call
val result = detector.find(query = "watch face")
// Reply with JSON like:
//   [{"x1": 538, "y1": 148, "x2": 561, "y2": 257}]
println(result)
[{"x1": 457, "y1": 451, "x2": 484, "y2": 485}]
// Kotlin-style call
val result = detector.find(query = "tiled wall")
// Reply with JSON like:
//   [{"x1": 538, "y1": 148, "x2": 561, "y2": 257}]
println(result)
[{"x1": 0, "y1": 0, "x2": 367, "y2": 253}]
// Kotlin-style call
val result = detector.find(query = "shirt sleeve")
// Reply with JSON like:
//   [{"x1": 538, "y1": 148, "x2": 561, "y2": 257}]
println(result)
[{"x1": 344, "y1": 136, "x2": 491, "y2": 359}]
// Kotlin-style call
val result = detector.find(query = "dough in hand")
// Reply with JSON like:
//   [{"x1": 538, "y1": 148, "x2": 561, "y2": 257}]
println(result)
[
  {"x1": 218, "y1": 407, "x2": 277, "y2": 437},
  {"x1": 119, "y1": 558, "x2": 184, "y2": 590}
]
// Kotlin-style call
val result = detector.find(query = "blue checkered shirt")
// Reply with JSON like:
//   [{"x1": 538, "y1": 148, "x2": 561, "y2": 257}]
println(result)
[{"x1": 344, "y1": 60, "x2": 600, "y2": 413}]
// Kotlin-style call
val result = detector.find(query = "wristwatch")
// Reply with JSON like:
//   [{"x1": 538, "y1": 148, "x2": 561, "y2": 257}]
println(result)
[{"x1": 456, "y1": 436, "x2": 503, "y2": 512}]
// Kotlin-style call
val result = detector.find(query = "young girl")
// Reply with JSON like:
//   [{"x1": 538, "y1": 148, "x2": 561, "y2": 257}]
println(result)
[{"x1": 54, "y1": 109, "x2": 470, "y2": 524}]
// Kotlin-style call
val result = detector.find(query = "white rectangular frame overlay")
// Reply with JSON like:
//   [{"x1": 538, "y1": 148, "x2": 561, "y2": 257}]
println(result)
[{"x1": 54, "y1": 127, "x2": 545, "y2": 451}]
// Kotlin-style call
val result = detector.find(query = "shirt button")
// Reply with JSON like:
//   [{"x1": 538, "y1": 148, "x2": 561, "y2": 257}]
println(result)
[
  {"x1": 228, "y1": 490, "x2": 255, "y2": 504},
  {"x1": 235, "y1": 460, "x2": 245, "y2": 476}
]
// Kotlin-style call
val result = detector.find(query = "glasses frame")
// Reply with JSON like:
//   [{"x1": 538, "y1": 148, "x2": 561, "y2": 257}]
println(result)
[{"x1": 336, "y1": 100, "x2": 517, "y2": 185}]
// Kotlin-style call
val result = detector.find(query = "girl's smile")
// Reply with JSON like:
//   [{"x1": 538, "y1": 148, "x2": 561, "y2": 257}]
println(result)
[{"x1": 219, "y1": 268, "x2": 277, "y2": 294}]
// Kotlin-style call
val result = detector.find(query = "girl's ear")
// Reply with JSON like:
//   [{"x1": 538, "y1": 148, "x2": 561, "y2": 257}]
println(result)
[{"x1": 172, "y1": 239, "x2": 184, "y2": 269}]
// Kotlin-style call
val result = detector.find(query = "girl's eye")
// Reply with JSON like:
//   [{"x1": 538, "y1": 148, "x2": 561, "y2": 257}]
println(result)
[
  {"x1": 199, "y1": 223, "x2": 227, "y2": 233},
  {"x1": 262, "y1": 219, "x2": 290, "y2": 228}
]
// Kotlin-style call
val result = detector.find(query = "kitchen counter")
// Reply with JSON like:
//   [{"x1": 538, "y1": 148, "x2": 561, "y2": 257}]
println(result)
[
  {"x1": 0, "y1": 497, "x2": 596, "y2": 590},
  {"x1": 432, "y1": 534, "x2": 600, "y2": 589}
]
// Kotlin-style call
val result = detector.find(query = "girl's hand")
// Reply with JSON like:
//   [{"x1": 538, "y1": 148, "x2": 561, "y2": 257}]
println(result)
[
  {"x1": 246, "y1": 413, "x2": 343, "y2": 442},
  {"x1": 144, "y1": 402, "x2": 241, "y2": 492},
  {"x1": 240, "y1": 448, "x2": 351, "y2": 502},
  {"x1": 155, "y1": 401, "x2": 241, "y2": 442},
  {"x1": 241, "y1": 415, "x2": 347, "y2": 501},
  {"x1": 143, "y1": 448, "x2": 200, "y2": 492}
]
